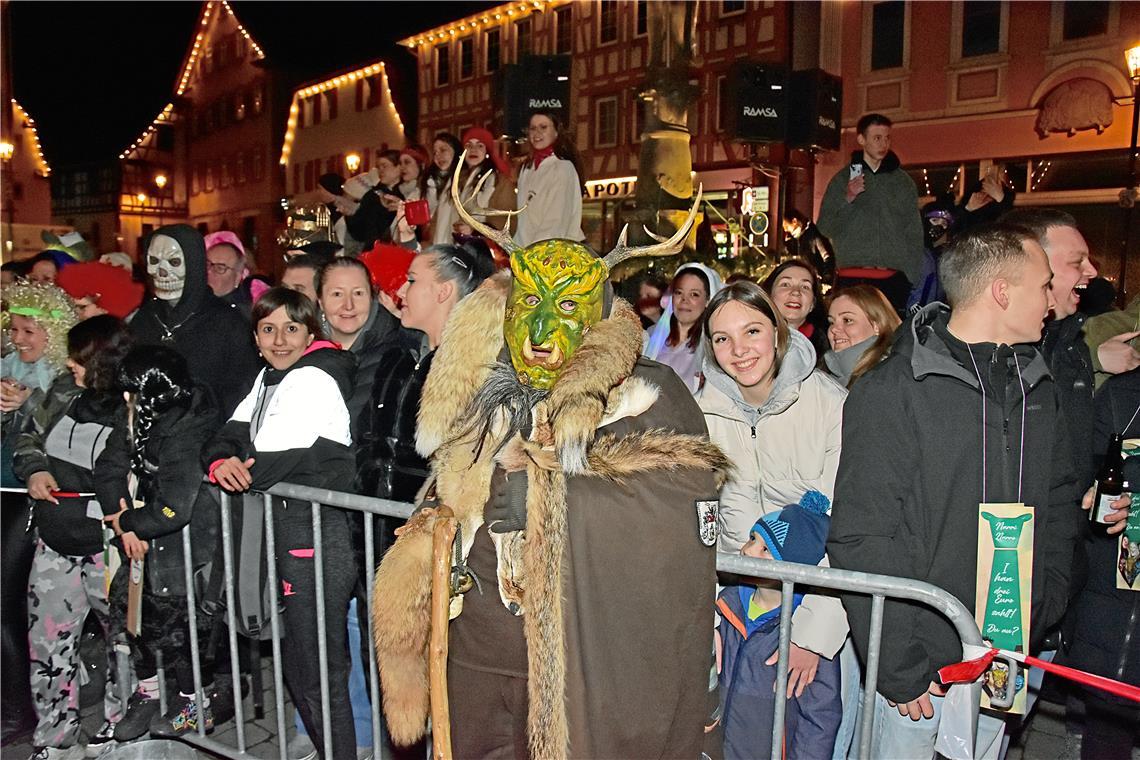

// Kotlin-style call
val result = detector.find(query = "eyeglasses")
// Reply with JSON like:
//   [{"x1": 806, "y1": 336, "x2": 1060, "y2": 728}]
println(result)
[{"x1": 206, "y1": 262, "x2": 237, "y2": 275}]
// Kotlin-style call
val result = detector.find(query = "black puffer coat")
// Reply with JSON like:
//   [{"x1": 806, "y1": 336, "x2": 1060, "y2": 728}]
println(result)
[
  {"x1": 13, "y1": 376, "x2": 123, "y2": 556},
  {"x1": 94, "y1": 387, "x2": 220, "y2": 597}
]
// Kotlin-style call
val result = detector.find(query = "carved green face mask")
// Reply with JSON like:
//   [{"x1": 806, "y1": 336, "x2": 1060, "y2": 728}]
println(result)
[{"x1": 504, "y1": 241, "x2": 606, "y2": 389}]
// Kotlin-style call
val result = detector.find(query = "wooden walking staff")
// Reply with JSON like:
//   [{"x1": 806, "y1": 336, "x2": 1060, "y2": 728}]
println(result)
[{"x1": 429, "y1": 507, "x2": 458, "y2": 760}]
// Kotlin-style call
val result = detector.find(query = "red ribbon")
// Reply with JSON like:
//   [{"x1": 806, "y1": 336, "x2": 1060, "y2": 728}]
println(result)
[{"x1": 939, "y1": 649, "x2": 1140, "y2": 703}]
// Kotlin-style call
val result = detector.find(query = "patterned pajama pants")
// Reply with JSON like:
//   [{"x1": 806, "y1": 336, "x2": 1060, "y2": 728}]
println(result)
[{"x1": 26, "y1": 539, "x2": 127, "y2": 749}]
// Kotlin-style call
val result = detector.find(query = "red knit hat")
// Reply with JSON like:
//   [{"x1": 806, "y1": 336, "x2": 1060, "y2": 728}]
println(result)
[
  {"x1": 56, "y1": 261, "x2": 145, "y2": 319},
  {"x1": 359, "y1": 243, "x2": 416, "y2": 300},
  {"x1": 461, "y1": 127, "x2": 509, "y2": 176},
  {"x1": 399, "y1": 145, "x2": 429, "y2": 169}
]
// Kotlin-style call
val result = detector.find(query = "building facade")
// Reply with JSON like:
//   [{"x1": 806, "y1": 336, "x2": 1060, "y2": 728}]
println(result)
[
  {"x1": 814, "y1": 0, "x2": 1139, "y2": 291},
  {"x1": 400, "y1": 0, "x2": 794, "y2": 256},
  {"x1": 2, "y1": 99, "x2": 58, "y2": 260}
]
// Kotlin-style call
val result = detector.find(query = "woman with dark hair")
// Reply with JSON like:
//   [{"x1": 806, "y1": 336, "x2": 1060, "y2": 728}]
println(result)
[
  {"x1": 643, "y1": 262, "x2": 724, "y2": 393},
  {"x1": 424, "y1": 132, "x2": 464, "y2": 246},
  {"x1": 348, "y1": 149, "x2": 405, "y2": 249},
  {"x1": 203, "y1": 286, "x2": 358, "y2": 759},
  {"x1": 764, "y1": 259, "x2": 831, "y2": 362},
  {"x1": 824, "y1": 285, "x2": 901, "y2": 388},
  {"x1": 697, "y1": 281, "x2": 859, "y2": 757},
  {"x1": 514, "y1": 110, "x2": 585, "y2": 246},
  {"x1": 94, "y1": 345, "x2": 220, "y2": 742},
  {"x1": 13, "y1": 316, "x2": 132, "y2": 758}
]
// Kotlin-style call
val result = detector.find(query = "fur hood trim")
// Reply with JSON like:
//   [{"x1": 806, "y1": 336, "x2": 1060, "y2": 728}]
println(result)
[{"x1": 415, "y1": 270, "x2": 511, "y2": 458}]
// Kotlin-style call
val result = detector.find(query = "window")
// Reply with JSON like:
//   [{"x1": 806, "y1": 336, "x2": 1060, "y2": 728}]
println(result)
[
  {"x1": 556, "y1": 6, "x2": 574, "y2": 53},
  {"x1": 236, "y1": 152, "x2": 248, "y2": 185},
  {"x1": 486, "y1": 28, "x2": 501, "y2": 72},
  {"x1": 370, "y1": 75, "x2": 384, "y2": 108},
  {"x1": 252, "y1": 84, "x2": 265, "y2": 115},
  {"x1": 325, "y1": 89, "x2": 339, "y2": 120},
  {"x1": 717, "y1": 75, "x2": 731, "y2": 133},
  {"x1": 196, "y1": 111, "x2": 208, "y2": 137},
  {"x1": 156, "y1": 125, "x2": 174, "y2": 152},
  {"x1": 460, "y1": 37, "x2": 474, "y2": 79},
  {"x1": 355, "y1": 79, "x2": 365, "y2": 111},
  {"x1": 205, "y1": 162, "x2": 215, "y2": 192},
  {"x1": 961, "y1": 1, "x2": 1000, "y2": 58},
  {"x1": 307, "y1": 94, "x2": 322, "y2": 126},
  {"x1": 595, "y1": 96, "x2": 619, "y2": 147},
  {"x1": 235, "y1": 93, "x2": 246, "y2": 121},
  {"x1": 599, "y1": 1, "x2": 618, "y2": 44},
  {"x1": 210, "y1": 99, "x2": 224, "y2": 131},
  {"x1": 191, "y1": 165, "x2": 201, "y2": 196},
  {"x1": 292, "y1": 163, "x2": 301, "y2": 195},
  {"x1": 721, "y1": 0, "x2": 745, "y2": 15},
  {"x1": 635, "y1": 0, "x2": 648, "y2": 36},
  {"x1": 220, "y1": 157, "x2": 231, "y2": 189},
  {"x1": 870, "y1": 1, "x2": 905, "y2": 70},
  {"x1": 436, "y1": 44, "x2": 450, "y2": 86},
  {"x1": 252, "y1": 147, "x2": 265, "y2": 181},
  {"x1": 632, "y1": 96, "x2": 647, "y2": 142},
  {"x1": 1062, "y1": 0, "x2": 1108, "y2": 40},
  {"x1": 515, "y1": 18, "x2": 532, "y2": 59}
]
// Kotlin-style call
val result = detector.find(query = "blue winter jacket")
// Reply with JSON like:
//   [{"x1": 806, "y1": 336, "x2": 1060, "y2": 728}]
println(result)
[{"x1": 717, "y1": 586, "x2": 842, "y2": 760}]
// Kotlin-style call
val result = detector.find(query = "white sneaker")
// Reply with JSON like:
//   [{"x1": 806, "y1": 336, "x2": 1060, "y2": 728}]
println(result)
[
  {"x1": 84, "y1": 720, "x2": 116, "y2": 758},
  {"x1": 286, "y1": 734, "x2": 318, "y2": 760}
]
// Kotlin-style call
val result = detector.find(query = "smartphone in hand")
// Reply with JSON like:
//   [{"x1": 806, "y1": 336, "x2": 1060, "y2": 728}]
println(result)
[{"x1": 849, "y1": 163, "x2": 863, "y2": 180}]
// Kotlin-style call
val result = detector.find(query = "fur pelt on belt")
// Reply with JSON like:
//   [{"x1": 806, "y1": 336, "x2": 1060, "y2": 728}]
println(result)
[{"x1": 372, "y1": 270, "x2": 729, "y2": 758}]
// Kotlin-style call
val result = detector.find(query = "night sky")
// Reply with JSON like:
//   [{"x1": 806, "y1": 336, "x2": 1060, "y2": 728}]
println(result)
[{"x1": 9, "y1": 1, "x2": 498, "y2": 167}]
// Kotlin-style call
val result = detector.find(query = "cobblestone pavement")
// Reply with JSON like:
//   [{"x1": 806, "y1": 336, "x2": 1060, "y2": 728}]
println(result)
[{"x1": 5, "y1": 669, "x2": 1138, "y2": 759}]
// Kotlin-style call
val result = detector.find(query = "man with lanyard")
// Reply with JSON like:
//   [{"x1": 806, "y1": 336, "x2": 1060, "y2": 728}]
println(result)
[{"x1": 828, "y1": 224, "x2": 1128, "y2": 757}]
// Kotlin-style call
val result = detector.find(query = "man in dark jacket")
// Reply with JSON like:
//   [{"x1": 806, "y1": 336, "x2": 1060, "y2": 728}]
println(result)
[
  {"x1": 828, "y1": 224, "x2": 1083, "y2": 757},
  {"x1": 817, "y1": 113, "x2": 923, "y2": 311},
  {"x1": 129, "y1": 225, "x2": 260, "y2": 419}
]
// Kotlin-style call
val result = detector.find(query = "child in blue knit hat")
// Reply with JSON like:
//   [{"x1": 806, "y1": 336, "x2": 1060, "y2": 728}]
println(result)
[{"x1": 715, "y1": 491, "x2": 843, "y2": 760}]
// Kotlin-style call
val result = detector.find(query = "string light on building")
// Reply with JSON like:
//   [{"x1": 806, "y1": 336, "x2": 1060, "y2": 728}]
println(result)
[
  {"x1": 279, "y1": 61, "x2": 406, "y2": 165},
  {"x1": 947, "y1": 166, "x2": 961, "y2": 193},
  {"x1": 119, "y1": 102, "x2": 175, "y2": 160},
  {"x1": 11, "y1": 99, "x2": 50, "y2": 177},
  {"x1": 922, "y1": 168, "x2": 931, "y2": 196},
  {"x1": 175, "y1": 1, "x2": 264, "y2": 97},
  {"x1": 399, "y1": 0, "x2": 559, "y2": 48},
  {"x1": 1031, "y1": 160, "x2": 1052, "y2": 191}
]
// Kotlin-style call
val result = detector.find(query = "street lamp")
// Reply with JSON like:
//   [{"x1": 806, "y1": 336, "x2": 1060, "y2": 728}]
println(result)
[
  {"x1": 1119, "y1": 43, "x2": 1140, "y2": 305},
  {"x1": 154, "y1": 173, "x2": 168, "y2": 190},
  {"x1": 0, "y1": 142, "x2": 12, "y2": 162},
  {"x1": 345, "y1": 152, "x2": 362, "y2": 174},
  {"x1": 136, "y1": 192, "x2": 148, "y2": 205}
]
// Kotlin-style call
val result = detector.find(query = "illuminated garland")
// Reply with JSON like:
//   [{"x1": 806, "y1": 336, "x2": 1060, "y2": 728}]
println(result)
[
  {"x1": 10, "y1": 99, "x2": 51, "y2": 177},
  {"x1": 398, "y1": 0, "x2": 556, "y2": 48}
]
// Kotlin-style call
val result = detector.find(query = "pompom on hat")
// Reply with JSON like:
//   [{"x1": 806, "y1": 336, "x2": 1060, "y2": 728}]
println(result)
[
  {"x1": 751, "y1": 490, "x2": 831, "y2": 566},
  {"x1": 359, "y1": 243, "x2": 415, "y2": 300},
  {"x1": 56, "y1": 261, "x2": 145, "y2": 319}
]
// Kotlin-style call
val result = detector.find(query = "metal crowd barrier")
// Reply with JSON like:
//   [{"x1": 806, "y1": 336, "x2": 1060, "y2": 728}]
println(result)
[{"x1": 119, "y1": 483, "x2": 982, "y2": 760}]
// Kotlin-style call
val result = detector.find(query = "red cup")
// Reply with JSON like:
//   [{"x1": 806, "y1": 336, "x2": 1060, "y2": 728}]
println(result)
[{"x1": 404, "y1": 199, "x2": 431, "y2": 226}]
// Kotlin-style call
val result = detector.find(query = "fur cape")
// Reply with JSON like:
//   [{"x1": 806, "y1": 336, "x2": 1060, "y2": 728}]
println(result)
[{"x1": 372, "y1": 270, "x2": 728, "y2": 759}]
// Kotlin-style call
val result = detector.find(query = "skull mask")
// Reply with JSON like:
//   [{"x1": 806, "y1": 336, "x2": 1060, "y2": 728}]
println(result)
[{"x1": 147, "y1": 235, "x2": 187, "y2": 302}]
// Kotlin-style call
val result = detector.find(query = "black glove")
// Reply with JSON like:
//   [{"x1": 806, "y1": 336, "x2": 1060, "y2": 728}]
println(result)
[{"x1": 486, "y1": 469, "x2": 527, "y2": 534}]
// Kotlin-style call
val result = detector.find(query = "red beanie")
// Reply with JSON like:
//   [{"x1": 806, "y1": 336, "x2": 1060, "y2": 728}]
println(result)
[
  {"x1": 359, "y1": 243, "x2": 416, "y2": 300},
  {"x1": 56, "y1": 261, "x2": 145, "y2": 319},
  {"x1": 399, "y1": 145, "x2": 429, "y2": 169}
]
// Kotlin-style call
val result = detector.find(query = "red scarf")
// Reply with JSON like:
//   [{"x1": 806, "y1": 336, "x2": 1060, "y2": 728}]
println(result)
[{"x1": 531, "y1": 146, "x2": 555, "y2": 170}]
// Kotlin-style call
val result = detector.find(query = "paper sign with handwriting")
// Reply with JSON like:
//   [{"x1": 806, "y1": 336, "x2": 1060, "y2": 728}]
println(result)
[{"x1": 975, "y1": 502, "x2": 1033, "y2": 714}]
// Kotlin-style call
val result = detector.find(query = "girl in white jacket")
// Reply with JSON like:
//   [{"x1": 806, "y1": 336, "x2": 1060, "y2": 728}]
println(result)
[
  {"x1": 513, "y1": 110, "x2": 585, "y2": 246},
  {"x1": 697, "y1": 280, "x2": 858, "y2": 759}
]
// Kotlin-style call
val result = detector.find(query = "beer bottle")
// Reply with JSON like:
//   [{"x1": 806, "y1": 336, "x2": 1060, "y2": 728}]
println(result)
[{"x1": 1090, "y1": 433, "x2": 1124, "y2": 527}]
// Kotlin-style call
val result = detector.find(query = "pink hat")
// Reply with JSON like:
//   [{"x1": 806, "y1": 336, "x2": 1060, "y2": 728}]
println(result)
[{"x1": 204, "y1": 230, "x2": 245, "y2": 257}]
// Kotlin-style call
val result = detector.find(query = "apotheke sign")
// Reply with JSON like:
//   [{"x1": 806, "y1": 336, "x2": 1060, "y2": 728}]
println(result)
[{"x1": 584, "y1": 176, "x2": 637, "y2": 200}]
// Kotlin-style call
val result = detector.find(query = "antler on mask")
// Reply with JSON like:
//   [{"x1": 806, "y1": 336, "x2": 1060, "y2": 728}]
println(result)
[
  {"x1": 601, "y1": 185, "x2": 703, "y2": 271},
  {"x1": 451, "y1": 149, "x2": 524, "y2": 255}
]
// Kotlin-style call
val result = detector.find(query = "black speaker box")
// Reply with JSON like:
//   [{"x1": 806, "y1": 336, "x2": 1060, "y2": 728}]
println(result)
[
  {"x1": 494, "y1": 55, "x2": 572, "y2": 139},
  {"x1": 788, "y1": 69, "x2": 843, "y2": 152},
  {"x1": 726, "y1": 61, "x2": 789, "y2": 143}
]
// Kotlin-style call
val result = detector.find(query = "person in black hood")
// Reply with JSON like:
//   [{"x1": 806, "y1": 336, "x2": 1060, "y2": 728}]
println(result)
[
  {"x1": 95, "y1": 345, "x2": 221, "y2": 742},
  {"x1": 828, "y1": 225, "x2": 1086, "y2": 757},
  {"x1": 129, "y1": 224, "x2": 259, "y2": 418},
  {"x1": 817, "y1": 113, "x2": 924, "y2": 312},
  {"x1": 202, "y1": 287, "x2": 358, "y2": 760}
]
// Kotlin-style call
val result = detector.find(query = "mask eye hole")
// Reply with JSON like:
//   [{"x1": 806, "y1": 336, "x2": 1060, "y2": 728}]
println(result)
[
  {"x1": 559, "y1": 300, "x2": 575, "y2": 313},
  {"x1": 524, "y1": 295, "x2": 540, "y2": 307}
]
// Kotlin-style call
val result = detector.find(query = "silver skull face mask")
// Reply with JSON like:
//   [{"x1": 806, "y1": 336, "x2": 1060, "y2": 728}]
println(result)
[{"x1": 147, "y1": 235, "x2": 187, "y2": 302}]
